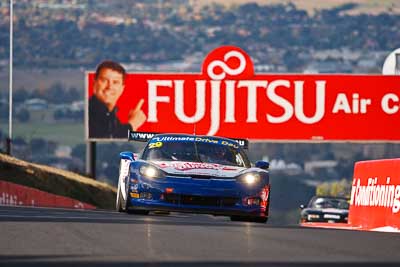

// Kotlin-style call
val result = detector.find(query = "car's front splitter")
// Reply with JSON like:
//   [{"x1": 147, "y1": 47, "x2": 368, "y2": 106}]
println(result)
[{"x1": 128, "y1": 198, "x2": 268, "y2": 217}]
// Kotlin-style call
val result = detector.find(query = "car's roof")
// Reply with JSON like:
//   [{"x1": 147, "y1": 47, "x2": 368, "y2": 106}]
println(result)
[{"x1": 308, "y1": 196, "x2": 349, "y2": 205}]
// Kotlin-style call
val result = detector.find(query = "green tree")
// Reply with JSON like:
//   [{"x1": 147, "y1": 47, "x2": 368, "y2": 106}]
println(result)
[
  {"x1": 16, "y1": 108, "x2": 30, "y2": 122},
  {"x1": 316, "y1": 179, "x2": 351, "y2": 198}
]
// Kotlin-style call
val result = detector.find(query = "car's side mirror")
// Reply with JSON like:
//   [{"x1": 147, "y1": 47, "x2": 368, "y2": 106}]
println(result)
[
  {"x1": 300, "y1": 204, "x2": 305, "y2": 210},
  {"x1": 120, "y1": 151, "x2": 135, "y2": 161},
  {"x1": 255, "y1": 160, "x2": 269, "y2": 170}
]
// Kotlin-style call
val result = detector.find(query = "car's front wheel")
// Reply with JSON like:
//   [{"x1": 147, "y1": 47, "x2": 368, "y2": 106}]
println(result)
[
  {"x1": 116, "y1": 190, "x2": 122, "y2": 212},
  {"x1": 116, "y1": 182, "x2": 127, "y2": 212},
  {"x1": 127, "y1": 209, "x2": 150, "y2": 215},
  {"x1": 117, "y1": 177, "x2": 150, "y2": 215}
]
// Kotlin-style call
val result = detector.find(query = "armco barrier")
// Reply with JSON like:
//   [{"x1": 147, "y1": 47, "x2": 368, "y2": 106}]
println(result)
[
  {"x1": 349, "y1": 158, "x2": 400, "y2": 232},
  {"x1": 0, "y1": 180, "x2": 96, "y2": 210},
  {"x1": 301, "y1": 158, "x2": 400, "y2": 233}
]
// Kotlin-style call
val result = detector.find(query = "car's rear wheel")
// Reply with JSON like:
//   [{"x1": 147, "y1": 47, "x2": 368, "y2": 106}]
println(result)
[
  {"x1": 230, "y1": 215, "x2": 242, "y2": 222},
  {"x1": 252, "y1": 216, "x2": 268, "y2": 223}
]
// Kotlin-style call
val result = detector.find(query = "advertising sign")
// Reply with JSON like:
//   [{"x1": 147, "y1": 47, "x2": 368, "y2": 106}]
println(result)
[
  {"x1": 350, "y1": 159, "x2": 400, "y2": 231},
  {"x1": 86, "y1": 46, "x2": 400, "y2": 141}
]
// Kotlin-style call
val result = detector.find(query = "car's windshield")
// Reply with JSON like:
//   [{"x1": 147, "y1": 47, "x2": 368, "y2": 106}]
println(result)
[
  {"x1": 142, "y1": 136, "x2": 251, "y2": 168},
  {"x1": 310, "y1": 197, "x2": 349, "y2": 210}
]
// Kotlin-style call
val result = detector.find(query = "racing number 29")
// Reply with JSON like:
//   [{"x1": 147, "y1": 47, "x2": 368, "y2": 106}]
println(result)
[{"x1": 148, "y1": 142, "x2": 163, "y2": 149}]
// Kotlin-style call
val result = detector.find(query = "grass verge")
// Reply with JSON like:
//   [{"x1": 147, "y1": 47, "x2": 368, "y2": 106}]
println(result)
[{"x1": 0, "y1": 153, "x2": 116, "y2": 210}]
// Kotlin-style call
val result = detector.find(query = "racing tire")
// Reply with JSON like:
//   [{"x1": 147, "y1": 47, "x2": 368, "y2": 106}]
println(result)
[
  {"x1": 230, "y1": 215, "x2": 243, "y2": 222},
  {"x1": 252, "y1": 216, "x2": 268, "y2": 223},
  {"x1": 230, "y1": 215, "x2": 268, "y2": 223},
  {"x1": 116, "y1": 184, "x2": 124, "y2": 212},
  {"x1": 123, "y1": 178, "x2": 150, "y2": 215},
  {"x1": 124, "y1": 194, "x2": 150, "y2": 215},
  {"x1": 127, "y1": 209, "x2": 150, "y2": 215},
  {"x1": 116, "y1": 175, "x2": 130, "y2": 212},
  {"x1": 116, "y1": 163, "x2": 127, "y2": 212},
  {"x1": 120, "y1": 182, "x2": 150, "y2": 215}
]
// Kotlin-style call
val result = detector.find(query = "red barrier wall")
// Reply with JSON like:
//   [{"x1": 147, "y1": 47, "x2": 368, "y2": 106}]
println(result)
[
  {"x1": 349, "y1": 159, "x2": 400, "y2": 231},
  {"x1": 0, "y1": 180, "x2": 96, "y2": 210}
]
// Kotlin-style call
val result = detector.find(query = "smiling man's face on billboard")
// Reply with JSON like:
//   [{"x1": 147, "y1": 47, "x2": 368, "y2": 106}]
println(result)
[{"x1": 93, "y1": 68, "x2": 125, "y2": 112}]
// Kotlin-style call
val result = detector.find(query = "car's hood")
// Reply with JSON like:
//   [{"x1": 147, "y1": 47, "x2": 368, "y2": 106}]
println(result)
[{"x1": 151, "y1": 160, "x2": 247, "y2": 178}]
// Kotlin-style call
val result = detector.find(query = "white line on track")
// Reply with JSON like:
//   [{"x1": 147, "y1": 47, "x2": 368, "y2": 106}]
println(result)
[{"x1": 0, "y1": 214, "x2": 147, "y2": 220}]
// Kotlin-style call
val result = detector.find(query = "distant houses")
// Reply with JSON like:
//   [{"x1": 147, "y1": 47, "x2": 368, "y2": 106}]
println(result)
[{"x1": 24, "y1": 98, "x2": 48, "y2": 111}]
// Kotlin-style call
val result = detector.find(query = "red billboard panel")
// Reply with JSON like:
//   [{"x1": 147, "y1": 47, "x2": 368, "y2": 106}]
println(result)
[
  {"x1": 350, "y1": 159, "x2": 400, "y2": 231},
  {"x1": 0, "y1": 181, "x2": 96, "y2": 210},
  {"x1": 86, "y1": 46, "x2": 400, "y2": 141}
]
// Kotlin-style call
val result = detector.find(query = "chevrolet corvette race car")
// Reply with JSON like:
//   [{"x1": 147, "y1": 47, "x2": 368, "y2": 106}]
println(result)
[{"x1": 116, "y1": 133, "x2": 271, "y2": 223}]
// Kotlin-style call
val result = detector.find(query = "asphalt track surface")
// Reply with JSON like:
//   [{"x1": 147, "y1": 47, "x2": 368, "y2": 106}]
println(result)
[{"x1": 0, "y1": 206, "x2": 399, "y2": 267}]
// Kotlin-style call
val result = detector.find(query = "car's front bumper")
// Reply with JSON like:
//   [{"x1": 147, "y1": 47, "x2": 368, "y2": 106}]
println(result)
[
  {"x1": 127, "y1": 175, "x2": 270, "y2": 217},
  {"x1": 301, "y1": 215, "x2": 348, "y2": 223}
]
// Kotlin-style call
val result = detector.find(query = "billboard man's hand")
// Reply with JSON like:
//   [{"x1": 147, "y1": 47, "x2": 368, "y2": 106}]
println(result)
[{"x1": 128, "y1": 99, "x2": 146, "y2": 131}]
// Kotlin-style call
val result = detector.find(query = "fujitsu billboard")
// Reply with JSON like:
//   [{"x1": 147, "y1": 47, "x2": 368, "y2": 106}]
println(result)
[{"x1": 85, "y1": 46, "x2": 400, "y2": 141}]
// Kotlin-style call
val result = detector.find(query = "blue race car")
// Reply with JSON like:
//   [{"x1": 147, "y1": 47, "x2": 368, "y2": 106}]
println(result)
[{"x1": 116, "y1": 133, "x2": 270, "y2": 223}]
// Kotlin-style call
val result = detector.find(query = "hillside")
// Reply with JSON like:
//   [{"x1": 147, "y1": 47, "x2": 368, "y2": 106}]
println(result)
[
  {"x1": 196, "y1": 0, "x2": 400, "y2": 15},
  {"x1": 0, "y1": 153, "x2": 117, "y2": 210}
]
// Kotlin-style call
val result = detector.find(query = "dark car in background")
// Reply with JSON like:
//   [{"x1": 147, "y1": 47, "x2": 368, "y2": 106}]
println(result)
[{"x1": 300, "y1": 196, "x2": 349, "y2": 223}]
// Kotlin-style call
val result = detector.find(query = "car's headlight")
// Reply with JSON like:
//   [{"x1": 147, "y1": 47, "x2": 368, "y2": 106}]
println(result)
[
  {"x1": 139, "y1": 164, "x2": 165, "y2": 179},
  {"x1": 238, "y1": 172, "x2": 260, "y2": 185},
  {"x1": 307, "y1": 214, "x2": 320, "y2": 220}
]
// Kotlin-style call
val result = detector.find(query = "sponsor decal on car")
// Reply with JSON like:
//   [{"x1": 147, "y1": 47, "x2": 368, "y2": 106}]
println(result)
[
  {"x1": 128, "y1": 131, "x2": 248, "y2": 148},
  {"x1": 148, "y1": 136, "x2": 240, "y2": 149},
  {"x1": 155, "y1": 161, "x2": 239, "y2": 171}
]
